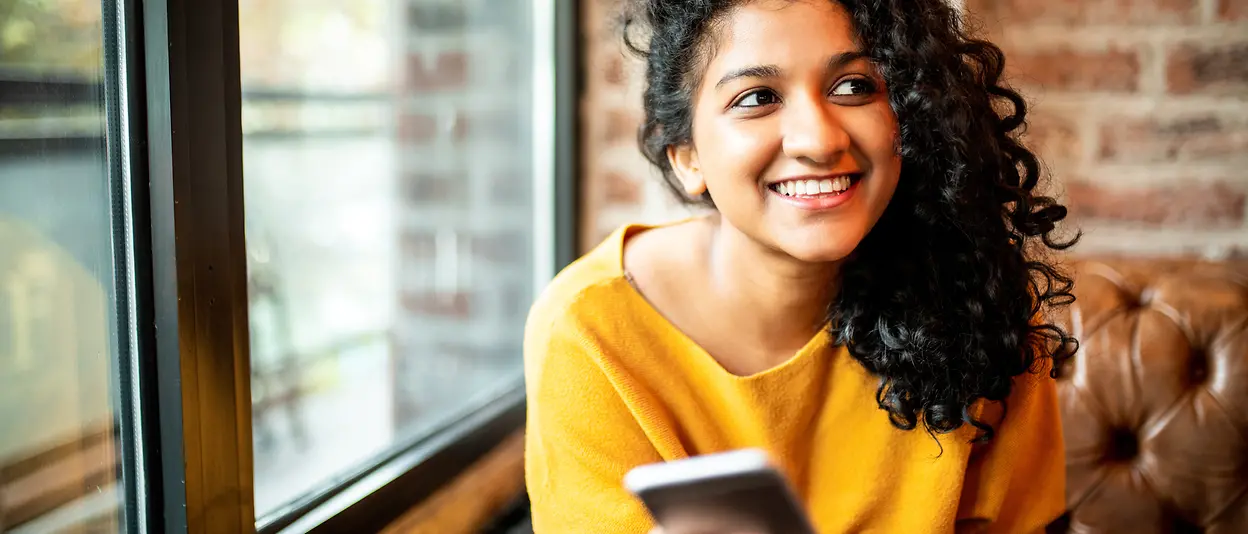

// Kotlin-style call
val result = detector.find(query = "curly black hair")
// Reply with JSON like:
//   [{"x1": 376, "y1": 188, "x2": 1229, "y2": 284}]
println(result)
[{"x1": 622, "y1": 0, "x2": 1079, "y2": 442}]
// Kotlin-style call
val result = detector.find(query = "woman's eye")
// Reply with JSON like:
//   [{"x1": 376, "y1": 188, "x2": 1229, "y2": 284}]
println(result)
[
  {"x1": 831, "y1": 78, "x2": 877, "y2": 96},
  {"x1": 734, "y1": 89, "x2": 779, "y2": 108}
]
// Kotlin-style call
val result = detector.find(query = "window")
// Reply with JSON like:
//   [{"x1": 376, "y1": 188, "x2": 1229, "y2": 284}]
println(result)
[
  {"x1": 237, "y1": 0, "x2": 543, "y2": 521},
  {"x1": 0, "y1": 0, "x2": 138, "y2": 531},
  {"x1": 1, "y1": 0, "x2": 573, "y2": 531}
]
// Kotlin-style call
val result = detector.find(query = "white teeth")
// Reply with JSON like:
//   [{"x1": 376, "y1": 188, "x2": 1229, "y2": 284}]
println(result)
[{"x1": 773, "y1": 175, "x2": 856, "y2": 196}]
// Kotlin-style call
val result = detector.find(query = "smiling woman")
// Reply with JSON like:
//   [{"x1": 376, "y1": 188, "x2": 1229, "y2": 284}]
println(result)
[{"x1": 524, "y1": 1, "x2": 1079, "y2": 533}]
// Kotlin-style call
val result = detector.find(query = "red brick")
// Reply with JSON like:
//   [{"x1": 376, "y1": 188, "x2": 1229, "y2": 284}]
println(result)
[
  {"x1": 1008, "y1": 47, "x2": 1141, "y2": 92},
  {"x1": 604, "y1": 52, "x2": 627, "y2": 86},
  {"x1": 406, "y1": 51, "x2": 468, "y2": 90},
  {"x1": 1220, "y1": 0, "x2": 1248, "y2": 20},
  {"x1": 398, "y1": 112, "x2": 467, "y2": 142},
  {"x1": 399, "y1": 113, "x2": 438, "y2": 141},
  {"x1": 965, "y1": 0, "x2": 1197, "y2": 25},
  {"x1": 400, "y1": 231, "x2": 436, "y2": 261},
  {"x1": 401, "y1": 291, "x2": 471, "y2": 318},
  {"x1": 603, "y1": 108, "x2": 640, "y2": 144},
  {"x1": 403, "y1": 173, "x2": 462, "y2": 204},
  {"x1": 1066, "y1": 181, "x2": 1246, "y2": 227},
  {"x1": 1099, "y1": 116, "x2": 1248, "y2": 163},
  {"x1": 603, "y1": 171, "x2": 642, "y2": 204},
  {"x1": 1023, "y1": 112, "x2": 1081, "y2": 165},
  {"x1": 1167, "y1": 42, "x2": 1248, "y2": 94}
]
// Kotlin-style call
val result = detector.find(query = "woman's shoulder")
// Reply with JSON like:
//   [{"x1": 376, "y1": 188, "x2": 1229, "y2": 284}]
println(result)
[
  {"x1": 528, "y1": 217, "x2": 707, "y2": 331},
  {"x1": 527, "y1": 226, "x2": 631, "y2": 331},
  {"x1": 524, "y1": 218, "x2": 708, "y2": 370}
]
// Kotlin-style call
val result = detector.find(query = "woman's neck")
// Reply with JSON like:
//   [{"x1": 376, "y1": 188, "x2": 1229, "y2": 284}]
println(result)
[{"x1": 703, "y1": 216, "x2": 840, "y2": 352}]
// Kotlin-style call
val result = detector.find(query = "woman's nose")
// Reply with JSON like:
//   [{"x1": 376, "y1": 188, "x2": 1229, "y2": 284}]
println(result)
[{"x1": 780, "y1": 97, "x2": 851, "y2": 165}]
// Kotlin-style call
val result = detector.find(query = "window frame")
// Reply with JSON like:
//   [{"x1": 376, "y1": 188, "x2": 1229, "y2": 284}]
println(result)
[
  {"x1": 138, "y1": 0, "x2": 255, "y2": 531},
  {"x1": 116, "y1": 0, "x2": 581, "y2": 531}
]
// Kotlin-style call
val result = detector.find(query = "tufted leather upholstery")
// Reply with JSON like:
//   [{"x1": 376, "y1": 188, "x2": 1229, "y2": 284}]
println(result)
[{"x1": 1050, "y1": 259, "x2": 1248, "y2": 533}]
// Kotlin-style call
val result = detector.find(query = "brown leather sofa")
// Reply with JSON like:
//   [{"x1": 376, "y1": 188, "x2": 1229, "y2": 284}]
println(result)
[{"x1": 1051, "y1": 258, "x2": 1248, "y2": 533}]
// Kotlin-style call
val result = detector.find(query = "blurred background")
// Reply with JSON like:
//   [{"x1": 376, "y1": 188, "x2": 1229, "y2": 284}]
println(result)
[
  {"x1": 580, "y1": 0, "x2": 1248, "y2": 257},
  {"x1": 1, "y1": 0, "x2": 1246, "y2": 532}
]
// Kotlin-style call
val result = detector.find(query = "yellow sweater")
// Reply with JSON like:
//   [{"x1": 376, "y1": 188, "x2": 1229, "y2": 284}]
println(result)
[{"x1": 524, "y1": 223, "x2": 1065, "y2": 533}]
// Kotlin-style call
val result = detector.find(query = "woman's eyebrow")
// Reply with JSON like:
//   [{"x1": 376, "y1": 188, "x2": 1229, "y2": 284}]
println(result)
[
  {"x1": 827, "y1": 50, "x2": 868, "y2": 71},
  {"x1": 715, "y1": 64, "x2": 782, "y2": 89},
  {"x1": 713, "y1": 50, "x2": 869, "y2": 90}
]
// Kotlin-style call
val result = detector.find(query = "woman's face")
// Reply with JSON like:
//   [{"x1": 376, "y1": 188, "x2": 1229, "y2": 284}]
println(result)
[{"x1": 669, "y1": 0, "x2": 901, "y2": 263}]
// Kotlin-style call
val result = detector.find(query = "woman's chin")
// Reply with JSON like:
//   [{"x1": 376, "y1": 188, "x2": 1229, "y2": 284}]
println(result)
[
  {"x1": 780, "y1": 239, "x2": 861, "y2": 265},
  {"x1": 763, "y1": 215, "x2": 875, "y2": 265}
]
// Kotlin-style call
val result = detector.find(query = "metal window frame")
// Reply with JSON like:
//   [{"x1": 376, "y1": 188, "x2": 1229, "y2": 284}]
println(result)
[
  {"x1": 102, "y1": 0, "x2": 156, "y2": 531},
  {"x1": 109, "y1": 0, "x2": 581, "y2": 531}
]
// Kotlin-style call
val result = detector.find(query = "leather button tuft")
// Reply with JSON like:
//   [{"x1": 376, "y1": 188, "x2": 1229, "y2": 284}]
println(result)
[
  {"x1": 1189, "y1": 349, "x2": 1209, "y2": 385},
  {"x1": 1172, "y1": 516, "x2": 1203, "y2": 534},
  {"x1": 1105, "y1": 428, "x2": 1140, "y2": 462}
]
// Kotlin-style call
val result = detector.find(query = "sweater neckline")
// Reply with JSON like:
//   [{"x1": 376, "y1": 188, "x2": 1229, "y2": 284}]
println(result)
[{"x1": 607, "y1": 220, "x2": 835, "y2": 382}]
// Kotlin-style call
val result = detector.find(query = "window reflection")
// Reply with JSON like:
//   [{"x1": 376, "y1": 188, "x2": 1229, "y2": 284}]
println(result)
[
  {"x1": 240, "y1": 0, "x2": 536, "y2": 518},
  {"x1": 0, "y1": 0, "x2": 125, "y2": 531}
]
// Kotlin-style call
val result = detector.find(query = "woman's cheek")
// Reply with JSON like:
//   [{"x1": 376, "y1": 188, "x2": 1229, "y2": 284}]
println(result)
[{"x1": 705, "y1": 119, "x2": 779, "y2": 184}]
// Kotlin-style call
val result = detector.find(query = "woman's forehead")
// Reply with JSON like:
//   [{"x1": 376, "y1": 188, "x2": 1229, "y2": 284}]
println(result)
[{"x1": 702, "y1": 1, "x2": 861, "y2": 80}]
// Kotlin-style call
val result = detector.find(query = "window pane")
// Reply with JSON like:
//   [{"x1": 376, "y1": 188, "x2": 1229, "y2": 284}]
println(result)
[
  {"x1": 0, "y1": 1, "x2": 126, "y2": 531},
  {"x1": 240, "y1": 0, "x2": 535, "y2": 517}
]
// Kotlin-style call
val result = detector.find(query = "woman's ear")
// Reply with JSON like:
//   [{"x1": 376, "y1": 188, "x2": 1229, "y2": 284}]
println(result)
[{"x1": 667, "y1": 143, "x2": 707, "y2": 198}]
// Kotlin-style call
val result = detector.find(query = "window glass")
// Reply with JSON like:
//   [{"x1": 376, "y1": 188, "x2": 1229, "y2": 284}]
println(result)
[
  {"x1": 239, "y1": 0, "x2": 535, "y2": 517},
  {"x1": 0, "y1": 0, "x2": 126, "y2": 531}
]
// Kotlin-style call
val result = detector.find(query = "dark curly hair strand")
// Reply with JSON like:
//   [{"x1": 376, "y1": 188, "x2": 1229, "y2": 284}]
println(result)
[{"x1": 622, "y1": 0, "x2": 1080, "y2": 443}]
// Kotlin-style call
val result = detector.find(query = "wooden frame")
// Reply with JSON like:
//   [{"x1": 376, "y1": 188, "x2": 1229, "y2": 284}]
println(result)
[{"x1": 141, "y1": 0, "x2": 255, "y2": 530}]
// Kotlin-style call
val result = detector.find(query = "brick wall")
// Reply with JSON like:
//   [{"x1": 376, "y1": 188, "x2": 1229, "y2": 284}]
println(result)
[
  {"x1": 579, "y1": 0, "x2": 700, "y2": 253},
  {"x1": 967, "y1": 0, "x2": 1248, "y2": 257},
  {"x1": 579, "y1": 0, "x2": 1248, "y2": 258},
  {"x1": 393, "y1": 0, "x2": 535, "y2": 422}
]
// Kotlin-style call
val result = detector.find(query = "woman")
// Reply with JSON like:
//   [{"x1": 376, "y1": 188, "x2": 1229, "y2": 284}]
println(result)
[{"x1": 525, "y1": 0, "x2": 1078, "y2": 532}]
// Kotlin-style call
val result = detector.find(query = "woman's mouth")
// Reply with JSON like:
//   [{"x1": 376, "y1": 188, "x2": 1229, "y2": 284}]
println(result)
[
  {"x1": 766, "y1": 174, "x2": 863, "y2": 210},
  {"x1": 767, "y1": 174, "x2": 860, "y2": 197}
]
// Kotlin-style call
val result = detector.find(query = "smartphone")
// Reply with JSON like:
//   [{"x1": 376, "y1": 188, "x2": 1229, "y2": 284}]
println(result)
[{"x1": 623, "y1": 448, "x2": 816, "y2": 534}]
